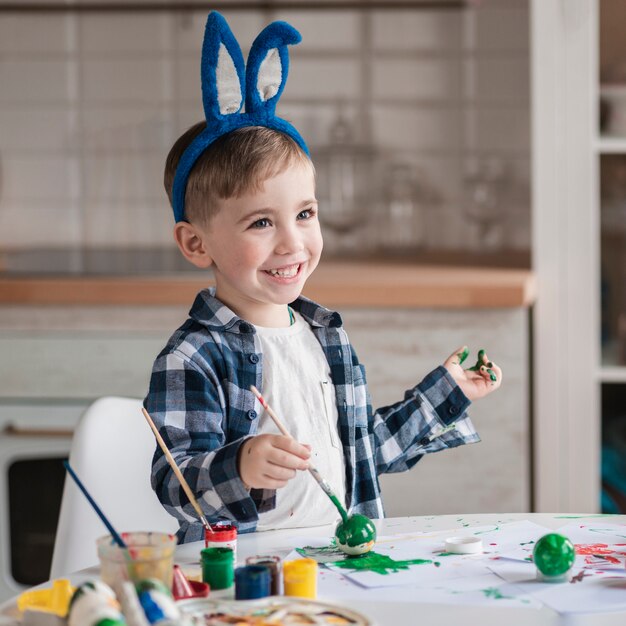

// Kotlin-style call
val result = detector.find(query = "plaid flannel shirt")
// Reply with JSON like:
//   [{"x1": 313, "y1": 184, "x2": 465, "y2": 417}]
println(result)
[{"x1": 144, "y1": 288, "x2": 480, "y2": 543}]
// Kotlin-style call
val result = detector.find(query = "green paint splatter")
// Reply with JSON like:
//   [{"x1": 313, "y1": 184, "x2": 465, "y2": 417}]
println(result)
[
  {"x1": 554, "y1": 514, "x2": 616, "y2": 519},
  {"x1": 520, "y1": 540, "x2": 535, "y2": 546},
  {"x1": 333, "y1": 551, "x2": 433, "y2": 575},
  {"x1": 588, "y1": 528, "x2": 626, "y2": 540},
  {"x1": 300, "y1": 542, "x2": 440, "y2": 574},
  {"x1": 482, "y1": 587, "x2": 512, "y2": 600},
  {"x1": 297, "y1": 542, "x2": 347, "y2": 563},
  {"x1": 435, "y1": 552, "x2": 457, "y2": 557},
  {"x1": 486, "y1": 368, "x2": 497, "y2": 382},
  {"x1": 473, "y1": 525, "x2": 500, "y2": 535}
]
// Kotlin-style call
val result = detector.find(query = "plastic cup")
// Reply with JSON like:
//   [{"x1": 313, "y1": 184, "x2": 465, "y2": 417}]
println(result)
[{"x1": 97, "y1": 531, "x2": 176, "y2": 594}]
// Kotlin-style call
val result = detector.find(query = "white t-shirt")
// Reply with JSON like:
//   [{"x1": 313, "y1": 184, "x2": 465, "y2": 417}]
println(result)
[{"x1": 253, "y1": 311, "x2": 346, "y2": 531}]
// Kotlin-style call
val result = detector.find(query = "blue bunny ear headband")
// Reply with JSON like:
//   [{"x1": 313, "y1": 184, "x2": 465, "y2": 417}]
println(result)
[{"x1": 171, "y1": 11, "x2": 309, "y2": 223}]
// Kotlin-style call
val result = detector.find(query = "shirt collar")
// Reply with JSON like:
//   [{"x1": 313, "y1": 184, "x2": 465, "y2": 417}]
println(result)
[{"x1": 189, "y1": 288, "x2": 343, "y2": 332}]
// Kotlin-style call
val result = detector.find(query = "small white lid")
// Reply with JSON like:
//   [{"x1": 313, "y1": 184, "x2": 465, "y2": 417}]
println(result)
[{"x1": 444, "y1": 536, "x2": 483, "y2": 554}]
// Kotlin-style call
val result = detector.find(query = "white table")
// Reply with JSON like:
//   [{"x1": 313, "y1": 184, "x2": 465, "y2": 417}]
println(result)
[{"x1": 2, "y1": 513, "x2": 626, "y2": 626}]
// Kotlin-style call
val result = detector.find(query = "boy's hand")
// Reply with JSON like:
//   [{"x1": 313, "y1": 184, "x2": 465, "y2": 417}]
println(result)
[
  {"x1": 238, "y1": 434, "x2": 310, "y2": 490},
  {"x1": 443, "y1": 346, "x2": 503, "y2": 401}
]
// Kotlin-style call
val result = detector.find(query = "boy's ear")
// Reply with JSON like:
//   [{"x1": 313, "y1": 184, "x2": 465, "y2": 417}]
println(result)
[{"x1": 173, "y1": 221, "x2": 214, "y2": 269}]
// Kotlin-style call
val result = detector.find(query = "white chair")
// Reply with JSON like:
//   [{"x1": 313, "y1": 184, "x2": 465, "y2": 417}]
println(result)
[{"x1": 50, "y1": 397, "x2": 179, "y2": 578}]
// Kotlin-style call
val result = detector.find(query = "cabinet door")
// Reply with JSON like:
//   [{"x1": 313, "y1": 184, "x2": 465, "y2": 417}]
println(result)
[
  {"x1": 0, "y1": 331, "x2": 170, "y2": 399},
  {"x1": 340, "y1": 308, "x2": 529, "y2": 515}
]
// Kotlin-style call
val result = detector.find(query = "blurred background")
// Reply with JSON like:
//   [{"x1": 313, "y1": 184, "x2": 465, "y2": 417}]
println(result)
[{"x1": 0, "y1": 0, "x2": 530, "y2": 264}]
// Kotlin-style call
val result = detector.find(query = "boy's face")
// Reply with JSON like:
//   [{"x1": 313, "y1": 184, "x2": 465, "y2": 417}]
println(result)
[{"x1": 194, "y1": 161, "x2": 322, "y2": 326}]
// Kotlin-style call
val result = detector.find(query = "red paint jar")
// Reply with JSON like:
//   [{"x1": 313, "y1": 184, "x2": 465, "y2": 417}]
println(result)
[{"x1": 205, "y1": 524, "x2": 238, "y2": 563}]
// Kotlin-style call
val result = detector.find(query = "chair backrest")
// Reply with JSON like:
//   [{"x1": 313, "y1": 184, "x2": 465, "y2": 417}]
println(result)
[{"x1": 50, "y1": 397, "x2": 179, "y2": 578}]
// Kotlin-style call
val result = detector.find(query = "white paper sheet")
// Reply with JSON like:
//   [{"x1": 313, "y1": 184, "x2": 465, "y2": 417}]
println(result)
[{"x1": 488, "y1": 522, "x2": 626, "y2": 614}]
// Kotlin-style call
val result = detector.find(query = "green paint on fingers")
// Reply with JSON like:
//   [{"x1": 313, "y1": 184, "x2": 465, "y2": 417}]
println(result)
[{"x1": 457, "y1": 346, "x2": 469, "y2": 364}]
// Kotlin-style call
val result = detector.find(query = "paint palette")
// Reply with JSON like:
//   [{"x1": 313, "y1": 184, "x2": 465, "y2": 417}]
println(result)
[{"x1": 178, "y1": 596, "x2": 372, "y2": 625}]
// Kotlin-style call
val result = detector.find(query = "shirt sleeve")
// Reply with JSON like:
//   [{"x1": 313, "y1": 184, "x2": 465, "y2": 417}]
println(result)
[
  {"x1": 144, "y1": 348, "x2": 261, "y2": 526},
  {"x1": 369, "y1": 363, "x2": 481, "y2": 474}
]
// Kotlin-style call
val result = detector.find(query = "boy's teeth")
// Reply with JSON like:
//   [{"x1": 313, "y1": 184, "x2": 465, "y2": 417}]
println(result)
[{"x1": 268, "y1": 265, "x2": 298, "y2": 277}]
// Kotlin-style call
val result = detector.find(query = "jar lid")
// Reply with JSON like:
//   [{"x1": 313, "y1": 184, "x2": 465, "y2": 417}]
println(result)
[{"x1": 208, "y1": 524, "x2": 237, "y2": 541}]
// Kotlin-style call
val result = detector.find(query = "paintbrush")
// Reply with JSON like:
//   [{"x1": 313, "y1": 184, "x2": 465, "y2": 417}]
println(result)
[
  {"x1": 63, "y1": 460, "x2": 128, "y2": 549},
  {"x1": 142, "y1": 408, "x2": 214, "y2": 534},
  {"x1": 249, "y1": 385, "x2": 348, "y2": 523}
]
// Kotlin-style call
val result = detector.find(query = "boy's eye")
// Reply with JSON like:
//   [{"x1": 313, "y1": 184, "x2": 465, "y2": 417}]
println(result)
[
  {"x1": 297, "y1": 207, "x2": 317, "y2": 220},
  {"x1": 251, "y1": 217, "x2": 271, "y2": 229}
]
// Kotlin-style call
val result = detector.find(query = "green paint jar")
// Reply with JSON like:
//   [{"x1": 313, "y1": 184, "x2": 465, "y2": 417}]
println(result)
[
  {"x1": 200, "y1": 547, "x2": 234, "y2": 590},
  {"x1": 533, "y1": 533, "x2": 575, "y2": 582}
]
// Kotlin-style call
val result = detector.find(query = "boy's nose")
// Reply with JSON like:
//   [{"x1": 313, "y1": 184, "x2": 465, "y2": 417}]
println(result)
[{"x1": 274, "y1": 226, "x2": 304, "y2": 255}]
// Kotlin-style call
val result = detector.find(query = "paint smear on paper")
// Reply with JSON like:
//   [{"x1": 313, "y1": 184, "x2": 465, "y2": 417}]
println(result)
[
  {"x1": 333, "y1": 551, "x2": 433, "y2": 575},
  {"x1": 481, "y1": 587, "x2": 512, "y2": 600},
  {"x1": 298, "y1": 544, "x2": 434, "y2": 574}
]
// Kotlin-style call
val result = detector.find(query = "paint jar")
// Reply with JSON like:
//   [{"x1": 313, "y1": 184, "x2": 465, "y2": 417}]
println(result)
[
  {"x1": 245, "y1": 555, "x2": 282, "y2": 595},
  {"x1": 200, "y1": 547, "x2": 235, "y2": 590},
  {"x1": 205, "y1": 524, "x2": 238, "y2": 563},
  {"x1": 283, "y1": 559, "x2": 317, "y2": 599},
  {"x1": 533, "y1": 533, "x2": 575, "y2": 583},
  {"x1": 68, "y1": 580, "x2": 125, "y2": 626},
  {"x1": 234, "y1": 565, "x2": 271, "y2": 600},
  {"x1": 97, "y1": 532, "x2": 176, "y2": 595}
]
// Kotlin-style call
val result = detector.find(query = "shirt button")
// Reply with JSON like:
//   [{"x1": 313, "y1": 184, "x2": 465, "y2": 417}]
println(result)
[
  {"x1": 239, "y1": 322, "x2": 251, "y2": 333},
  {"x1": 448, "y1": 405, "x2": 459, "y2": 416},
  {"x1": 249, "y1": 354, "x2": 259, "y2": 364},
  {"x1": 247, "y1": 410, "x2": 257, "y2": 420},
  {"x1": 419, "y1": 437, "x2": 430, "y2": 446}
]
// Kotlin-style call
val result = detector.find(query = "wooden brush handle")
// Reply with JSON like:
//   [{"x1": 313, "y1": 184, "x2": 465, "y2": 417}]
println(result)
[{"x1": 142, "y1": 408, "x2": 212, "y2": 532}]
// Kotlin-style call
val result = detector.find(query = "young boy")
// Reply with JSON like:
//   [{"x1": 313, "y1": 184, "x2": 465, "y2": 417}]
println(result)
[{"x1": 144, "y1": 13, "x2": 502, "y2": 544}]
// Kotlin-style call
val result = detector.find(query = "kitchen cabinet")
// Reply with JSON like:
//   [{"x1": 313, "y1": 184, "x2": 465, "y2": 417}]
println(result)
[
  {"x1": 343, "y1": 307, "x2": 529, "y2": 515},
  {"x1": 532, "y1": 0, "x2": 626, "y2": 513}
]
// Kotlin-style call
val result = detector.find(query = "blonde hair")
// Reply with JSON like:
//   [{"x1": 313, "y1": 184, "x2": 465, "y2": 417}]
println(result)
[{"x1": 164, "y1": 123, "x2": 313, "y2": 224}]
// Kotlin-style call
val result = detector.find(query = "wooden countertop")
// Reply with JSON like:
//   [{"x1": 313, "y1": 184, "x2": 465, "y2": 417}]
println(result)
[{"x1": 0, "y1": 261, "x2": 536, "y2": 308}]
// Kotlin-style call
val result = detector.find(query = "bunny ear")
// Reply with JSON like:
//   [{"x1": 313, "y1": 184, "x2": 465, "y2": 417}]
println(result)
[
  {"x1": 201, "y1": 12, "x2": 245, "y2": 123},
  {"x1": 245, "y1": 21, "x2": 301, "y2": 119}
]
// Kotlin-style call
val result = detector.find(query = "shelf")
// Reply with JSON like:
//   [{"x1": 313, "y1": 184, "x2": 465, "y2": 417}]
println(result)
[
  {"x1": 601, "y1": 343, "x2": 626, "y2": 382},
  {"x1": 599, "y1": 367, "x2": 626, "y2": 383},
  {"x1": 595, "y1": 136, "x2": 626, "y2": 153}
]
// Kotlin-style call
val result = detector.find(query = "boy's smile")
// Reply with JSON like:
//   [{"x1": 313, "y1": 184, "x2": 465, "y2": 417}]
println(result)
[{"x1": 187, "y1": 162, "x2": 322, "y2": 327}]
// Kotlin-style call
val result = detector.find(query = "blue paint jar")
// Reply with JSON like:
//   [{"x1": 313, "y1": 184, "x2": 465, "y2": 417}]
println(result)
[{"x1": 234, "y1": 565, "x2": 271, "y2": 600}]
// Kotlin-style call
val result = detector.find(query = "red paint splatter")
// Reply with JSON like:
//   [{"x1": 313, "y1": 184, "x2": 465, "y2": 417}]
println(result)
[
  {"x1": 577, "y1": 544, "x2": 626, "y2": 565},
  {"x1": 575, "y1": 543, "x2": 610, "y2": 555},
  {"x1": 490, "y1": 542, "x2": 497, "y2": 546}
]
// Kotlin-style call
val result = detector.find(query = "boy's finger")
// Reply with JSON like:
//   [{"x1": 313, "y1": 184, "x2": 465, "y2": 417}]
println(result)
[
  {"x1": 445, "y1": 346, "x2": 468, "y2": 367},
  {"x1": 272, "y1": 435, "x2": 311, "y2": 459},
  {"x1": 260, "y1": 475, "x2": 289, "y2": 490},
  {"x1": 271, "y1": 442, "x2": 311, "y2": 469},
  {"x1": 489, "y1": 362, "x2": 503, "y2": 384},
  {"x1": 264, "y1": 463, "x2": 297, "y2": 482}
]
